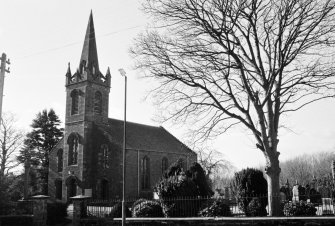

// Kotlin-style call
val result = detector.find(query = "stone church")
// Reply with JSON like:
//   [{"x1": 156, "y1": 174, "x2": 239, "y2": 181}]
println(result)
[{"x1": 48, "y1": 12, "x2": 197, "y2": 202}]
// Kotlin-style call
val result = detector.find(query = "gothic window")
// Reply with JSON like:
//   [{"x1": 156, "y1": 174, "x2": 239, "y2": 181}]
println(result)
[
  {"x1": 141, "y1": 156, "x2": 150, "y2": 190},
  {"x1": 178, "y1": 158, "x2": 185, "y2": 170},
  {"x1": 101, "y1": 144, "x2": 109, "y2": 169},
  {"x1": 55, "y1": 180, "x2": 62, "y2": 200},
  {"x1": 71, "y1": 89, "x2": 79, "y2": 115},
  {"x1": 161, "y1": 157, "x2": 168, "y2": 174},
  {"x1": 94, "y1": 91, "x2": 102, "y2": 114},
  {"x1": 68, "y1": 133, "x2": 79, "y2": 165},
  {"x1": 57, "y1": 149, "x2": 63, "y2": 172}
]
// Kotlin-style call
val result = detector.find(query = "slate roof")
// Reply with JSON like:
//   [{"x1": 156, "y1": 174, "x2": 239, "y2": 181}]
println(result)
[{"x1": 98, "y1": 118, "x2": 195, "y2": 155}]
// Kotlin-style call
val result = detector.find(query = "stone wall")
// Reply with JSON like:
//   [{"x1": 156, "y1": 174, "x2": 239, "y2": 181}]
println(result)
[{"x1": 83, "y1": 217, "x2": 335, "y2": 226}]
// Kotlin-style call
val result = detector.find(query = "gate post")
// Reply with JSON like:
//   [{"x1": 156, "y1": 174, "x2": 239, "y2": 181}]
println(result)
[
  {"x1": 31, "y1": 195, "x2": 49, "y2": 226},
  {"x1": 70, "y1": 195, "x2": 90, "y2": 226}
]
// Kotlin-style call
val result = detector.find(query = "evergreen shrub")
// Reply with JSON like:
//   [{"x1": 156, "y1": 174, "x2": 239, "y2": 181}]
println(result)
[
  {"x1": 283, "y1": 201, "x2": 317, "y2": 216},
  {"x1": 108, "y1": 202, "x2": 131, "y2": 218},
  {"x1": 155, "y1": 161, "x2": 212, "y2": 217},
  {"x1": 198, "y1": 198, "x2": 231, "y2": 217},
  {"x1": 231, "y1": 168, "x2": 267, "y2": 216},
  {"x1": 246, "y1": 197, "x2": 267, "y2": 216},
  {"x1": 132, "y1": 199, "x2": 165, "y2": 217}
]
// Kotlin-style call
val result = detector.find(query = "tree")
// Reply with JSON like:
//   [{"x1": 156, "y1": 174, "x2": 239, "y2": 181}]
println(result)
[
  {"x1": 196, "y1": 148, "x2": 236, "y2": 189},
  {"x1": 132, "y1": 0, "x2": 335, "y2": 215},
  {"x1": 186, "y1": 162, "x2": 214, "y2": 196},
  {"x1": 280, "y1": 152, "x2": 335, "y2": 186},
  {"x1": 155, "y1": 160, "x2": 213, "y2": 216},
  {"x1": 231, "y1": 168, "x2": 267, "y2": 216},
  {"x1": 0, "y1": 112, "x2": 24, "y2": 178},
  {"x1": 18, "y1": 109, "x2": 63, "y2": 195}
]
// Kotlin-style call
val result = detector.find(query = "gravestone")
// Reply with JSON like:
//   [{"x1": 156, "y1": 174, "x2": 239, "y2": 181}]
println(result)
[
  {"x1": 322, "y1": 198, "x2": 334, "y2": 215},
  {"x1": 292, "y1": 184, "x2": 299, "y2": 203}
]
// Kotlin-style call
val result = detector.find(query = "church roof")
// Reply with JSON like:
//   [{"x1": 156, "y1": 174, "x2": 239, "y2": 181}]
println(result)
[
  {"x1": 98, "y1": 118, "x2": 195, "y2": 156},
  {"x1": 79, "y1": 10, "x2": 99, "y2": 72}
]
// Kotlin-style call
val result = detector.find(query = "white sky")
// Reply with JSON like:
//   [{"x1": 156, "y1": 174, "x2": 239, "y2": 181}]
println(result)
[{"x1": 1, "y1": 0, "x2": 335, "y2": 170}]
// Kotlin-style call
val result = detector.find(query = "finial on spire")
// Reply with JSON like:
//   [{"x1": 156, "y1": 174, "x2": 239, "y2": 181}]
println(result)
[
  {"x1": 106, "y1": 67, "x2": 111, "y2": 76},
  {"x1": 66, "y1": 62, "x2": 72, "y2": 76}
]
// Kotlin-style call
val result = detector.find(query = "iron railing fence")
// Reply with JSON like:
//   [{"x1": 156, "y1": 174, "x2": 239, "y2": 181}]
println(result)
[{"x1": 85, "y1": 194, "x2": 335, "y2": 218}]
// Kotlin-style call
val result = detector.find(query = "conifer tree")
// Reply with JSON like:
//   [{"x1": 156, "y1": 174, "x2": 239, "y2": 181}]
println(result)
[{"x1": 18, "y1": 109, "x2": 63, "y2": 195}]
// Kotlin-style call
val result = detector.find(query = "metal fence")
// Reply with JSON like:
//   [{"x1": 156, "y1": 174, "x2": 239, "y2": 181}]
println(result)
[{"x1": 85, "y1": 194, "x2": 335, "y2": 218}]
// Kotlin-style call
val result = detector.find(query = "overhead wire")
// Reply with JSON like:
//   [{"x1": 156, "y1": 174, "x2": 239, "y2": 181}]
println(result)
[{"x1": 16, "y1": 24, "x2": 144, "y2": 60}]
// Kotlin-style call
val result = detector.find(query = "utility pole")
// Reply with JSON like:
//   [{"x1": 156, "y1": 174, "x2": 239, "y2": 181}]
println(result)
[
  {"x1": 0, "y1": 53, "x2": 10, "y2": 121},
  {"x1": 119, "y1": 68, "x2": 127, "y2": 226}
]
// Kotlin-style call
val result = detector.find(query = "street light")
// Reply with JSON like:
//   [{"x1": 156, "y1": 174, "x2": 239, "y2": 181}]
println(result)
[{"x1": 118, "y1": 68, "x2": 127, "y2": 226}]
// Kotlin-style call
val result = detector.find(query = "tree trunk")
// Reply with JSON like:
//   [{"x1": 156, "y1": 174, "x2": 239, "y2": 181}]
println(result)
[{"x1": 265, "y1": 157, "x2": 281, "y2": 216}]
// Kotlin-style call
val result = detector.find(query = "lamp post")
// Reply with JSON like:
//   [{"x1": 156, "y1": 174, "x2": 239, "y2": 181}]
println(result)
[{"x1": 118, "y1": 68, "x2": 127, "y2": 226}]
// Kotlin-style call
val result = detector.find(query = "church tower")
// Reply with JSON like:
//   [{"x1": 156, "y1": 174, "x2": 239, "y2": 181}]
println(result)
[
  {"x1": 65, "y1": 11, "x2": 111, "y2": 124},
  {"x1": 62, "y1": 11, "x2": 111, "y2": 199}
]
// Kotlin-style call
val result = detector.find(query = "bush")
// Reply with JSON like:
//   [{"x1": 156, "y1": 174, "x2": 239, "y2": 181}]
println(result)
[
  {"x1": 155, "y1": 174, "x2": 201, "y2": 217},
  {"x1": 283, "y1": 201, "x2": 317, "y2": 216},
  {"x1": 186, "y1": 162, "x2": 214, "y2": 197},
  {"x1": 231, "y1": 168, "x2": 267, "y2": 215},
  {"x1": 155, "y1": 174, "x2": 199, "y2": 198},
  {"x1": 155, "y1": 161, "x2": 212, "y2": 217},
  {"x1": 108, "y1": 202, "x2": 131, "y2": 218},
  {"x1": 47, "y1": 201, "x2": 68, "y2": 225},
  {"x1": 246, "y1": 198, "x2": 267, "y2": 216},
  {"x1": 198, "y1": 198, "x2": 231, "y2": 217},
  {"x1": 132, "y1": 199, "x2": 165, "y2": 217}
]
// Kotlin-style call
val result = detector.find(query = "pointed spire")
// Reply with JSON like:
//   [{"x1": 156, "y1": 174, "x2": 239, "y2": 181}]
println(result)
[
  {"x1": 79, "y1": 10, "x2": 99, "y2": 74},
  {"x1": 106, "y1": 67, "x2": 111, "y2": 85},
  {"x1": 67, "y1": 62, "x2": 71, "y2": 75},
  {"x1": 106, "y1": 67, "x2": 111, "y2": 76}
]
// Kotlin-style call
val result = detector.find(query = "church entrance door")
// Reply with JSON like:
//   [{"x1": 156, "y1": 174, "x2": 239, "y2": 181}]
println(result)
[{"x1": 67, "y1": 178, "x2": 77, "y2": 200}]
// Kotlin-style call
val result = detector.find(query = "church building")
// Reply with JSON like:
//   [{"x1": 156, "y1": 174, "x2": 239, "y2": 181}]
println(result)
[{"x1": 48, "y1": 12, "x2": 197, "y2": 201}]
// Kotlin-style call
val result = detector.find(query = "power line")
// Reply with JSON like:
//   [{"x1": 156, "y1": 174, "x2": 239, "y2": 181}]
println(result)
[{"x1": 17, "y1": 24, "x2": 144, "y2": 60}]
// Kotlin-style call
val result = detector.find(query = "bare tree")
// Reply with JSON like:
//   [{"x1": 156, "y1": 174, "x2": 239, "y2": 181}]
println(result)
[
  {"x1": 0, "y1": 113, "x2": 24, "y2": 178},
  {"x1": 197, "y1": 148, "x2": 235, "y2": 177},
  {"x1": 280, "y1": 152, "x2": 335, "y2": 186},
  {"x1": 132, "y1": 0, "x2": 335, "y2": 215}
]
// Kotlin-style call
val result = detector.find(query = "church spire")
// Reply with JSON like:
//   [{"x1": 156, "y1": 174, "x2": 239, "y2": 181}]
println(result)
[{"x1": 79, "y1": 10, "x2": 99, "y2": 74}]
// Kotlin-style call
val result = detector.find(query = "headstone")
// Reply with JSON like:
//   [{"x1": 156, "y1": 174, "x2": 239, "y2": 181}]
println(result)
[
  {"x1": 292, "y1": 184, "x2": 299, "y2": 203},
  {"x1": 153, "y1": 192, "x2": 159, "y2": 200},
  {"x1": 322, "y1": 198, "x2": 334, "y2": 215}
]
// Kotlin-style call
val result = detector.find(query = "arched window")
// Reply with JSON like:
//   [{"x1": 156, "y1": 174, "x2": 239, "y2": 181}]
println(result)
[
  {"x1": 94, "y1": 91, "x2": 102, "y2": 114},
  {"x1": 57, "y1": 149, "x2": 63, "y2": 172},
  {"x1": 161, "y1": 157, "x2": 168, "y2": 174},
  {"x1": 68, "y1": 133, "x2": 79, "y2": 165},
  {"x1": 71, "y1": 89, "x2": 79, "y2": 115},
  {"x1": 141, "y1": 156, "x2": 150, "y2": 190},
  {"x1": 101, "y1": 144, "x2": 109, "y2": 169},
  {"x1": 178, "y1": 158, "x2": 185, "y2": 170}
]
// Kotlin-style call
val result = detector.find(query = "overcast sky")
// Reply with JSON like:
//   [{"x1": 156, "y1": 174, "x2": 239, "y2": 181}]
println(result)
[{"x1": 1, "y1": 0, "x2": 335, "y2": 170}]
